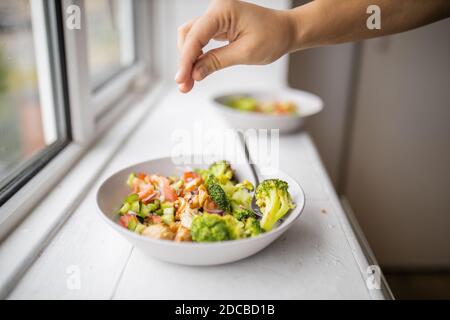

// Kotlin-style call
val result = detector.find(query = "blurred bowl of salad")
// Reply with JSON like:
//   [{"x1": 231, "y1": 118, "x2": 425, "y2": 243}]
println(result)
[
  {"x1": 96, "y1": 157, "x2": 305, "y2": 266},
  {"x1": 213, "y1": 88, "x2": 323, "y2": 133}
]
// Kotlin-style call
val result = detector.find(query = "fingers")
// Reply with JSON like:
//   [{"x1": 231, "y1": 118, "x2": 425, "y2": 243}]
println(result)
[
  {"x1": 177, "y1": 18, "x2": 197, "y2": 51},
  {"x1": 191, "y1": 41, "x2": 243, "y2": 81},
  {"x1": 175, "y1": 15, "x2": 220, "y2": 88},
  {"x1": 178, "y1": 78, "x2": 194, "y2": 93},
  {"x1": 213, "y1": 32, "x2": 228, "y2": 41}
]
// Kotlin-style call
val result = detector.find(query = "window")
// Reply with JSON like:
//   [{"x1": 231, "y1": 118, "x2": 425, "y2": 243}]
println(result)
[
  {"x1": 0, "y1": 0, "x2": 152, "y2": 238},
  {"x1": 85, "y1": 0, "x2": 135, "y2": 90},
  {"x1": 0, "y1": 0, "x2": 69, "y2": 205},
  {"x1": 82, "y1": 0, "x2": 147, "y2": 118}
]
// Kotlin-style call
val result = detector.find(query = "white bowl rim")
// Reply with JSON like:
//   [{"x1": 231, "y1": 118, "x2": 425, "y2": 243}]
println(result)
[
  {"x1": 96, "y1": 158, "x2": 306, "y2": 248},
  {"x1": 212, "y1": 87, "x2": 323, "y2": 119}
]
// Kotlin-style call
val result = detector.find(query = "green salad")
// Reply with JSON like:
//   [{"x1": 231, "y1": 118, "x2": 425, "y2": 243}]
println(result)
[
  {"x1": 225, "y1": 96, "x2": 298, "y2": 115},
  {"x1": 117, "y1": 160, "x2": 295, "y2": 242}
]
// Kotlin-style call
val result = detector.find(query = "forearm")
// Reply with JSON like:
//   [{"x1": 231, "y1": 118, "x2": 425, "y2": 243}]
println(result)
[
  {"x1": 175, "y1": 0, "x2": 450, "y2": 92},
  {"x1": 287, "y1": 0, "x2": 450, "y2": 51}
]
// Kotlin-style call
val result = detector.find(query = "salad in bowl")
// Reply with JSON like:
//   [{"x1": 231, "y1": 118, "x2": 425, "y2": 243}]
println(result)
[
  {"x1": 213, "y1": 88, "x2": 323, "y2": 133},
  {"x1": 225, "y1": 96, "x2": 298, "y2": 115},
  {"x1": 116, "y1": 160, "x2": 295, "y2": 243},
  {"x1": 96, "y1": 156, "x2": 305, "y2": 265}
]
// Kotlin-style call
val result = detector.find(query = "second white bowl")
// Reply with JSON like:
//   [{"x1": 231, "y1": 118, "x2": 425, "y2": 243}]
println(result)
[{"x1": 213, "y1": 88, "x2": 323, "y2": 133}]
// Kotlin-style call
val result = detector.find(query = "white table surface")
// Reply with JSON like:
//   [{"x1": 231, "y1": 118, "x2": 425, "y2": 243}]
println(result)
[{"x1": 8, "y1": 85, "x2": 383, "y2": 300}]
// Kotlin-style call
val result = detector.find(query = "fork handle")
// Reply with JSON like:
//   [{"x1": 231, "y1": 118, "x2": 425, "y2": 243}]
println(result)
[{"x1": 238, "y1": 131, "x2": 260, "y2": 186}]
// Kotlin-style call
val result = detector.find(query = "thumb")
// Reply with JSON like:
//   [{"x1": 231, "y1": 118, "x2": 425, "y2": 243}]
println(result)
[{"x1": 192, "y1": 42, "x2": 243, "y2": 81}]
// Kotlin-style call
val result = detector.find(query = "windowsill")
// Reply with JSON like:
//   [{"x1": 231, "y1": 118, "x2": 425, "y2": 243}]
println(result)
[
  {"x1": 0, "y1": 82, "x2": 167, "y2": 298},
  {"x1": 1, "y1": 81, "x2": 390, "y2": 299}
]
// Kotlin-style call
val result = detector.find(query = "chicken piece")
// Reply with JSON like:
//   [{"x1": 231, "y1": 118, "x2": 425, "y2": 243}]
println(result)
[
  {"x1": 184, "y1": 177, "x2": 201, "y2": 192},
  {"x1": 180, "y1": 207, "x2": 199, "y2": 229},
  {"x1": 197, "y1": 184, "x2": 208, "y2": 207},
  {"x1": 187, "y1": 184, "x2": 209, "y2": 209},
  {"x1": 190, "y1": 194, "x2": 200, "y2": 209},
  {"x1": 174, "y1": 226, "x2": 192, "y2": 242},
  {"x1": 141, "y1": 224, "x2": 175, "y2": 240},
  {"x1": 180, "y1": 210, "x2": 193, "y2": 229},
  {"x1": 169, "y1": 221, "x2": 181, "y2": 234},
  {"x1": 175, "y1": 198, "x2": 187, "y2": 220}
]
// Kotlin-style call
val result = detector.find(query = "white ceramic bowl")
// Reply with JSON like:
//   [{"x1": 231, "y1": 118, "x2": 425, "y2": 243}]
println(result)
[
  {"x1": 213, "y1": 88, "x2": 323, "y2": 133},
  {"x1": 96, "y1": 157, "x2": 305, "y2": 265}
]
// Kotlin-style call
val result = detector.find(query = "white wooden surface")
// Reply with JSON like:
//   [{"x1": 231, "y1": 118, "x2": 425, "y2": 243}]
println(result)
[
  {"x1": 0, "y1": 84, "x2": 166, "y2": 298},
  {"x1": 8, "y1": 85, "x2": 381, "y2": 300}
]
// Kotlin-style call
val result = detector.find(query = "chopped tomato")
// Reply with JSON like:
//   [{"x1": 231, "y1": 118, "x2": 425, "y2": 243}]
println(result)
[
  {"x1": 158, "y1": 177, "x2": 178, "y2": 202},
  {"x1": 142, "y1": 191, "x2": 158, "y2": 204},
  {"x1": 182, "y1": 171, "x2": 200, "y2": 183},
  {"x1": 203, "y1": 197, "x2": 218, "y2": 211},
  {"x1": 132, "y1": 179, "x2": 139, "y2": 193},
  {"x1": 151, "y1": 215, "x2": 162, "y2": 224},
  {"x1": 149, "y1": 174, "x2": 160, "y2": 184},
  {"x1": 137, "y1": 172, "x2": 147, "y2": 180},
  {"x1": 119, "y1": 214, "x2": 136, "y2": 228},
  {"x1": 138, "y1": 184, "x2": 155, "y2": 200}
]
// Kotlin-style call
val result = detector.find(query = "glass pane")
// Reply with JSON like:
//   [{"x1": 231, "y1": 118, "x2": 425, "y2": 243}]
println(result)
[
  {"x1": 0, "y1": 1, "x2": 58, "y2": 186},
  {"x1": 86, "y1": 0, "x2": 135, "y2": 89}
]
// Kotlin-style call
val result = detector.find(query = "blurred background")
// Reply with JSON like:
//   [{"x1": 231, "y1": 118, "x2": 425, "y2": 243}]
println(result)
[
  {"x1": 0, "y1": 0, "x2": 449, "y2": 299},
  {"x1": 0, "y1": 0, "x2": 135, "y2": 188},
  {"x1": 0, "y1": 1, "x2": 45, "y2": 184},
  {"x1": 290, "y1": 0, "x2": 450, "y2": 299}
]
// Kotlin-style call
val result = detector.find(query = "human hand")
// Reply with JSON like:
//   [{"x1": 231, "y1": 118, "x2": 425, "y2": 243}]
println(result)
[
  {"x1": 175, "y1": 0, "x2": 450, "y2": 93},
  {"x1": 175, "y1": 0, "x2": 296, "y2": 93}
]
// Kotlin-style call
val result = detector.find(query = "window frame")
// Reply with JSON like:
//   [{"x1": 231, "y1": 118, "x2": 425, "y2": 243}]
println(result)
[
  {"x1": 0, "y1": 1, "x2": 71, "y2": 207},
  {"x1": 0, "y1": 0, "x2": 154, "y2": 240},
  {"x1": 64, "y1": 0, "x2": 153, "y2": 142},
  {"x1": 88, "y1": 0, "x2": 137, "y2": 92}
]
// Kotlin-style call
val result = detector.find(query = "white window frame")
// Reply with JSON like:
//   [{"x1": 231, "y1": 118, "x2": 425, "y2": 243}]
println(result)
[
  {"x1": 65, "y1": 0, "x2": 153, "y2": 144},
  {"x1": 0, "y1": 0, "x2": 155, "y2": 240}
]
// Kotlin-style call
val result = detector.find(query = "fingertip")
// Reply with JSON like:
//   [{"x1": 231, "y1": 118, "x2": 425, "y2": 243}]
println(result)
[
  {"x1": 175, "y1": 65, "x2": 193, "y2": 84},
  {"x1": 178, "y1": 79, "x2": 194, "y2": 93},
  {"x1": 178, "y1": 83, "x2": 188, "y2": 93},
  {"x1": 175, "y1": 69, "x2": 184, "y2": 84}
]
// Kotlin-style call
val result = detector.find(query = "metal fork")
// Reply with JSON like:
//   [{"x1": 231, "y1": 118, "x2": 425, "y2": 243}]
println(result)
[
  {"x1": 237, "y1": 131, "x2": 285, "y2": 226},
  {"x1": 237, "y1": 131, "x2": 263, "y2": 219}
]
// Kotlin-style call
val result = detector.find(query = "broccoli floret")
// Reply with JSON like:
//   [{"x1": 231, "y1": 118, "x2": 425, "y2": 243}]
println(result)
[
  {"x1": 204, "y1": 173, "x2": 217, "y2": 187},
  {"x1": 208, "y1": 160, "x2": 233, "y2": 184},
  {"x1": 230, "y1": 188, "x2": 253, "y2": 209},
  {"x1": 215, "y1": 178, "x2": 253, "y2": 209},
  {"x1": 235, "y1": 179, "x2": 254, "y2": 191},
  {"x1": 244, "y1": 217, "x2": 262, "y2": 237},
  {"x1": 191, "y1": 213, "x2": 244, "y2": 242},
  {"x1": 225, "y1": 214, "x2": 245, "y2": 239},
  {"x1": 255, "y1": 179, "x2": 295, "y2": 231},
  {"x1": 206, "y1": 175, "x2": 231, "y2": 212},
  {"x1": 219, "y1": 180, "x2": 236, "y2": 197},
  {"x1": 231, "y1": 201, "x2": 255, "y2": 221}
]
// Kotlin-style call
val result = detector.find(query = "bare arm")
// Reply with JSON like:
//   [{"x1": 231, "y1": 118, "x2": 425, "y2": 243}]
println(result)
[
  {"x1": 176, "y1": 0, "x2": 450, "y2": 93},
  {"x1": 290, "y1": 0, "x2": 450, "y2": 50}
]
